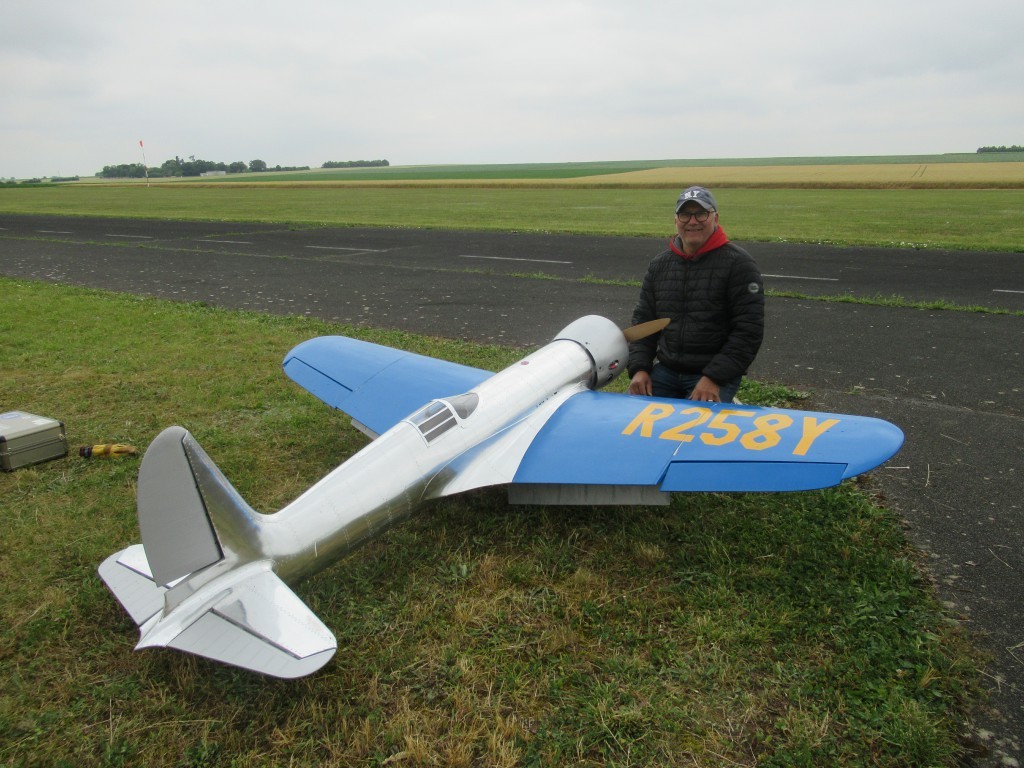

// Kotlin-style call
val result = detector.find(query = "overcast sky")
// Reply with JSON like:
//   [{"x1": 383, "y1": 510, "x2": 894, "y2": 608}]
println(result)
[{"x1": 2, "y1": 0, "x2": 1022, "y2": 178}]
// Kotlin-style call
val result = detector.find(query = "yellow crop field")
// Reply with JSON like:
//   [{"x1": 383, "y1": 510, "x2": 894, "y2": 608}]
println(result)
[{"x1": 582, "y1": 162, "x2": 1024, "y2": 187}]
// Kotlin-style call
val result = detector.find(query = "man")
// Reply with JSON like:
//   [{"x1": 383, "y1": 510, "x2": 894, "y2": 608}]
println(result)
[{"x1": 627, "y1": 186, "x2": 764, "y2": 403}]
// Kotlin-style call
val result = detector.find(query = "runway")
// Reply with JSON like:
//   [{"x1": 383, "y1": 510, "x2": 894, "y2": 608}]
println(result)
[{"x1": 2, "y1": 213, "x2": 1022, "y2": 763}]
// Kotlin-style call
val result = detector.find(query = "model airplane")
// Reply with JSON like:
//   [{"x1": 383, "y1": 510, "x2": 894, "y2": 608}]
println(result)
[{"x1": 99, "y1": 315, "x2": 903, "y2": 678}]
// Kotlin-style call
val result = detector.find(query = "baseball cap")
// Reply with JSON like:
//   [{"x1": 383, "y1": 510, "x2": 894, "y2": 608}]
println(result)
[{"x1": 675, "y1": 186, "x2": 717, "y2": 213}]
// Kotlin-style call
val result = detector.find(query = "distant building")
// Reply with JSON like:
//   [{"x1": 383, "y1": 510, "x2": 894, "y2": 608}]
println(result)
[{"x1": 200, "y1": 170, "x2": 227, "y2": 177}]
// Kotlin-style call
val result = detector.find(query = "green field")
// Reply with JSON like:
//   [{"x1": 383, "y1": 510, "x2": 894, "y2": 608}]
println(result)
[
  {"x1": 0, "y1": 279, "x2": 981, "y2": 767},
  {"x1": 5, "y1": 154, "x2": 1022, "y2": 251},
  {"x1": 113, "y1": 152, "x2": 1024, "y2": 183},
  {"x1": 2, "y1": 185, "x2": 1023, "y2": 251}
]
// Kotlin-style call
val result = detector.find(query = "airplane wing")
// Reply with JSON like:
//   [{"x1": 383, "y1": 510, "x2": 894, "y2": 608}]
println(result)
[
  {"x1": 510, "y1": 391, "x2": 904, "y2": 493},
  {"x1": 99, "y1": 546, "x2": 337, "y2": 679},
  {"x1": 283, "y1": 335, "x2": 903, "y2": 494},
  {"x1": 283, "y1": 336, "x2": 491, "y2": 437}
]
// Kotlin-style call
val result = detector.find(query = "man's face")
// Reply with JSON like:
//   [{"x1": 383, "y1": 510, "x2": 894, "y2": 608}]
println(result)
[{"x1": 675, "y1": 203, "x2": 718, "y2": 253}]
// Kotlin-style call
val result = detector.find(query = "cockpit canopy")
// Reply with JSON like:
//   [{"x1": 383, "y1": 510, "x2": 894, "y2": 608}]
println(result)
[{"x1": 407, "y1": 393, "x2": 480, "y2": 443}]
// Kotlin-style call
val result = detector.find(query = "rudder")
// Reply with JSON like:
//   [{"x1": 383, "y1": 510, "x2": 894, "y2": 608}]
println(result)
[{"x1": 137, "y1": 426, "x2": 225, "y2": 586}]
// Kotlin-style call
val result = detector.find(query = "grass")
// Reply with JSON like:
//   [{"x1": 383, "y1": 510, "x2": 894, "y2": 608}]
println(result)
[
  {"x1": 578, "y1": 276, "x2": 1022, "y2": 317},
  {"x1": 0, "y1": 277, "x2": 981, "y2": 766},
  {"x1": 2, "y1": 185, "x2": 1023, "y2": 251},
  {"x1": 765, "y1": 290, "x2": 1024, "y2": 316}
]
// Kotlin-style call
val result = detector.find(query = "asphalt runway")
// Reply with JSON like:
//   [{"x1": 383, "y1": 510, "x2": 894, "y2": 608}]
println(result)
[{"x1": 2, "y1": 214, "x2": 1022, "y2": 764}]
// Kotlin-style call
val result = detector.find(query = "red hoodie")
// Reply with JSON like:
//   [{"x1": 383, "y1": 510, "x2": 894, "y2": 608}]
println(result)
[{"x1": 669, "y1": 226, "x2": 730, "y2": 261}]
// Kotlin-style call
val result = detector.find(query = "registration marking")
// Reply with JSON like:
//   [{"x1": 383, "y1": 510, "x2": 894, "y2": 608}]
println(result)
[{"x1": 622, "y1": 403, "x2": 840, "y2": 456}]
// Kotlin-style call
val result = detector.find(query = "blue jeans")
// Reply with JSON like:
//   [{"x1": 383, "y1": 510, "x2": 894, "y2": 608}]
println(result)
[{"x1": 650, "y1": 365, "x2": 742, "y2": 403}]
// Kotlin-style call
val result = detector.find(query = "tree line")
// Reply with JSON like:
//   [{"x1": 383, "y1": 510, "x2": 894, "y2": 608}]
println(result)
[
  {"x1": 322, "y1": 160, "x2": 389, "y2": 168},
  {"x1": 976, "y1": 145, "x2": 1023, "y2": 153},
  {"x1": 98, "y1": 157, "x2": 389, "y2": 178}
]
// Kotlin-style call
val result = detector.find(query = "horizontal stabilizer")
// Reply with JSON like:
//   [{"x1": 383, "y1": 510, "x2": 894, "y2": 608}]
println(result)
[
  {"x1": 158, "y1": 566, "x2": 337, "y2": 679},
  {"x1": 102, "y1": 547, "x2": 337, "y2": 678},
  {"x1": 99, "y1": 545, "x2": 165, "y2": 626}
]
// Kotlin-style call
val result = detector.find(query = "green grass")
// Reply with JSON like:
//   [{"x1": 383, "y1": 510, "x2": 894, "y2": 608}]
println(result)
[
  {"x1": 222, "y1": 160, "x2": 671, "y2": 182},
  {"x1": 766, "y1": 290, "x2": 1024, "y2": 316},
  {"x1": 2, "y1": 185, "x2": 1023, "y2": 251},
  {"x1": 0, "y1": 278, "x2": 981, "y2": 766}
]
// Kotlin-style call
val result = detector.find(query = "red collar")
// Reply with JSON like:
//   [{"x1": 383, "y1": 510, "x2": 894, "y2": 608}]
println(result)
[{"x1": 670, "y1": 226, "x2": 730, "y2": 261}]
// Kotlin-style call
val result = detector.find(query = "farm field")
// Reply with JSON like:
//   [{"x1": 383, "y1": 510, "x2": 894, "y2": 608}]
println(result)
[
  {"x1": 4, "y1": 154, "x2": 1023, "y2": 250},
  {"x1": 580, "y1": 161, "x2": 1024, "y2": 187},
  {"x1": 65, "y1": 152, "x2": 1024, "y2": 187}
]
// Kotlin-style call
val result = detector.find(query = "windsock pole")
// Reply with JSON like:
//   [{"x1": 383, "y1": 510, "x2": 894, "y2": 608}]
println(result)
[{"x1": 139, "y1": 140, "x2": 149, "y2": 187}]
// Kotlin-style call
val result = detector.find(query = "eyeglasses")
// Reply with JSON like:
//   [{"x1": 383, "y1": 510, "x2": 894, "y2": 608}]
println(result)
[{"x1": 677, "y1": 209, "x2": 712, "y2": 223}]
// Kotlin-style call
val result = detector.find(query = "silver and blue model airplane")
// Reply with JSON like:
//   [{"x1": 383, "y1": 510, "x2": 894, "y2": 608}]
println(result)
[{"x1": 99, "y1": 315, "x2": 903, "y2": 678}]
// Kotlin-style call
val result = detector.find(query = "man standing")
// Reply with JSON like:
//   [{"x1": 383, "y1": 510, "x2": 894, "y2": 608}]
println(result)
[{"x1": 627, "y1": 186, "x2": 764, "y2": 403}]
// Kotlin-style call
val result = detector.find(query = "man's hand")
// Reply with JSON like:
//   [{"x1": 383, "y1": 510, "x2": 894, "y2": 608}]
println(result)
[
  {"x1": 628, "y1": 370, "x2": 653, "y2": 396},
  {"x1": 689, "y1": 375, "x2": 722, "y2": 402}
]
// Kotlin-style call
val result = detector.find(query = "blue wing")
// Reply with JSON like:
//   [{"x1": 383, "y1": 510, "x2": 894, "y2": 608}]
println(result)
[
  {"x1": 283, "y1": 336, "x2": 491, "y2": 437},
  {"x1": 284, "y1": 336, "x2": 903, "y2": 493},
  {"x1": 512, "y1": 391, "x2": 904, "y2": 492}
]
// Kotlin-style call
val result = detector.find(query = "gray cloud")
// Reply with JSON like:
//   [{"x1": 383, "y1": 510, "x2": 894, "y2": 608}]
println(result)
[{"x1": 2, "y1": 0, "x2": 1021, "y2": 178}]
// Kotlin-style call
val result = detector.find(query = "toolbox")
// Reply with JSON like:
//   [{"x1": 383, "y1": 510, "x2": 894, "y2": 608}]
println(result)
[{"x1": 0, "y1": 411, "x2": 69, "y2": 471}]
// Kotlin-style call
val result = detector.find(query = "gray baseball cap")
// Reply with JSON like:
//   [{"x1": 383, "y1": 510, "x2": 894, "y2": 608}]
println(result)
[{"x1": 675, "y1": 186, "x2": 718, "y2": 213}]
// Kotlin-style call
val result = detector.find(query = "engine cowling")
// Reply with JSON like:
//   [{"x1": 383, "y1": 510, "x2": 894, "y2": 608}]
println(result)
[{"x1": 553, "y1": 315, "x2": 628, "y2": 390}]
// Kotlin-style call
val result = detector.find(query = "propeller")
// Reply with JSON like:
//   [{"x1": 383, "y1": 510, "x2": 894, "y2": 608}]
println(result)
[{"x1": 622, "y1": 317, "x2": 669, "y2": 342}]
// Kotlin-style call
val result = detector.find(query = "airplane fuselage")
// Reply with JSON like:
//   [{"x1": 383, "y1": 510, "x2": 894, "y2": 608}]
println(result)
[{"x1": 240, "y1": 337, "x2": 597, "y2": 585}]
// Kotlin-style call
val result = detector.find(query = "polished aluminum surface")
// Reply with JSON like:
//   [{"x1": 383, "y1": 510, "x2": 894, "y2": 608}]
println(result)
[
  {"x1": 99, "y1": 316, "x2": 626, "y2": 677},
  {"x1": 97, "y1": 314, "x2": 903, "y2": 678}
]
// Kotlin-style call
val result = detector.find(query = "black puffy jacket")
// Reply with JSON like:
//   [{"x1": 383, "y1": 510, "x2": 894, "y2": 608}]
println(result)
[{"x1": 628, "y1": 235, "x2": 764, "y2": 384}]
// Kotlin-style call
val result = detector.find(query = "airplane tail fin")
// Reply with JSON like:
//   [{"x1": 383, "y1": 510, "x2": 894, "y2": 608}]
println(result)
[{"x1": 98, "y1": 426, "x2": 337, "y2": 678}]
